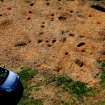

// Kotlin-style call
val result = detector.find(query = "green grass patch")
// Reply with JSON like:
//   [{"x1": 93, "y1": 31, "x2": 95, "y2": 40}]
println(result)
[
  {"x1": 101, "y1": 62, "x2": 105, "y2": 69},
  {"x1": 100, "y1": 70, "x2": 105, "y2": 87},
  {"x1": 18, "y1": 66, "x2": 43, "y2": 105},
  {"x1": 98, "y1": 100, "x2": 105, "y2": 105},
  {"x1": 18, "y1": 66, "x2": 38, "y2": 82},
  {"x1": 55, "y1": 75, "x2": 73, "y2": 86},
  {"x1": 55, "y1": 75, "x2": 92, "y2": 99},
  {"x1": 100, "y1": 62, "x2": 105, "y2": 87},
  {"x1": 17, "y1": 66, "x2": 94, "y2": 104}
]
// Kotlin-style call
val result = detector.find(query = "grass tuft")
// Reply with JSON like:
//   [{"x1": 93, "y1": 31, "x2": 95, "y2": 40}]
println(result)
[
  {"x1": 55, "y1": 75, "x2": 92, "y2": 99},
  {"x1": 18, "y1": 66, "x2": 38, "y2": 82}
]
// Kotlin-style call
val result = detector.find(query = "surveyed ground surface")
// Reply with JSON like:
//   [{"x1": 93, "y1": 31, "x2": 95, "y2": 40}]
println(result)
[{"x1": 0, "y1": 0, "x2": 105, "y2": 105}]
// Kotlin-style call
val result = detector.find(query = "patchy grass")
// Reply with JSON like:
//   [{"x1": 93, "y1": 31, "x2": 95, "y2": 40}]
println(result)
[
  {"x1": 55, "y1": 75, "x2": 92, "y2": 99},
  {"x1": 18, "y1": 66, "x2": 43, "y2": 105},
  {"x1": 99, "y1": 101, "x2": 105, "y2": 105},
  {"x1": 101, "y1": 62, "x2": 105, "y2": 69},
  {"x1": 18, "y1": 66, "x2": 38, "y2": 82},
  {"x1": 17, "y1": 67, "x2": 95, "y2": 105},
  {"x1": 100, "y1": 70, "x2": 105, "y2": 87},
  {"x1": 100, "y1": 62, "x2": 105, "y2": 87},
  {"x1": 55, "y1": 75, "x2": 73, "y2": 86}
]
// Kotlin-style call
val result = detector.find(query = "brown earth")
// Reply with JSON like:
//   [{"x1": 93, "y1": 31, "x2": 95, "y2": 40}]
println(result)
[{"x1": 0, "y1": 0, "x2": 105, "y2": 87}]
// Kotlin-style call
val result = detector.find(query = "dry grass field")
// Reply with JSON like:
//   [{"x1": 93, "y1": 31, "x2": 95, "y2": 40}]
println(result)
[{"x1": 0, "y1": 0, "x2": 105, "y2": 105}]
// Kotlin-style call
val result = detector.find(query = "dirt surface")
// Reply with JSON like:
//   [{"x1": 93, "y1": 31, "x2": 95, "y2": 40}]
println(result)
[{"x1": 0, "y1": 0, "x2": 105, "y2": 86}]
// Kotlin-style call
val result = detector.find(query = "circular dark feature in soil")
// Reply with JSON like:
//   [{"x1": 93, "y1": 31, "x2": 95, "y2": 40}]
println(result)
[
  {"x1": 30, "y1": 3, "x2": 34, "y2": 6},
  {"x1": 75, "y1": 59, "x2": 84, "y2": 67},
  {"x1": 77, "y1": 42, "x2": 85, "y2": 47},
  {"x1": 58, "y1": 16, "x2": 66, "y2": 21},
  {"x1": 37, "y1": 39, "x2": 43, "y2": 43}
]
